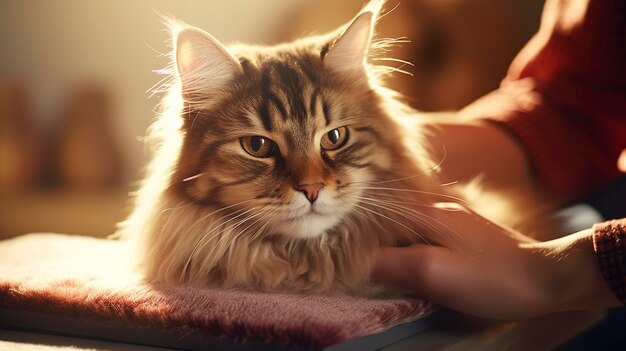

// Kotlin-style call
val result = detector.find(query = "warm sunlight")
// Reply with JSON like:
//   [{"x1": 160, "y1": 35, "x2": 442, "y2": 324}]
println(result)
[{"x1": 1, "y1": 0, "x2": 625, "y2": 350}]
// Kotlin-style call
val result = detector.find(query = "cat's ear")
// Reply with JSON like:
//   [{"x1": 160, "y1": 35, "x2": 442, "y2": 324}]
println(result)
[
  {"x1": 175, "y1": 26, "x2": 242, "y2": 96},
  {"x1": 324, "y1": 12, "x2": 374, "y2": 73}
]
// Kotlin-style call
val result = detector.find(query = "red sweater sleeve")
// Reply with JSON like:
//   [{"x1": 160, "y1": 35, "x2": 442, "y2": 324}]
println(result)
[
  {"x1": 593, "y1": 218, "x2": 626, "y2": 305},
  {"x1": 465, "y1": 0, "x2": 626, "y2": 199}
]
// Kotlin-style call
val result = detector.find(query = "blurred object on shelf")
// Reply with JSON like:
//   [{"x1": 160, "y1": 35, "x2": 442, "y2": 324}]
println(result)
[
  {"x1": 0, "y1": 83, "x2": 43, "y2": 192},
  {"x1": 0, "y1": 189, "x2": 130, "y2": 239},
  {"x1": 283, "y1": 0, "x2": 544, "y2": 111},
  {"x1": 0, "y1": 0, "x2": 305, "y2": 239},
  {"x1": 56, "y1": 86, "x2": 123, "y2": 189}
]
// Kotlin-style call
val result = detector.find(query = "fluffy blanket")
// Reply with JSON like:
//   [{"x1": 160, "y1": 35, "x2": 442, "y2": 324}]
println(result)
[{"x1": 0, "y1": 234, "x2": 432, "y2": 349}]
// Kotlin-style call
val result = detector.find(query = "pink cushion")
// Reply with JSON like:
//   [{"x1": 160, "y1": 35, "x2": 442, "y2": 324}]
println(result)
[{"x1": 0, "y1": 233, "x2": 432, "y2": 348}]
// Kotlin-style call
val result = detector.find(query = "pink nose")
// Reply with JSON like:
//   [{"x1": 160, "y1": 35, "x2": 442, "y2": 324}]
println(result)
[{"x1": 297, "y1": 182, "x2": 325, "y2": 203}]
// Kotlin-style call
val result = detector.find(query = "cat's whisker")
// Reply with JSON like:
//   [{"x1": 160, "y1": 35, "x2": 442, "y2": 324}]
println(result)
[
  {"x1": 358, "y1": 198, "x2": 473, "y2": 255},
  {"x1": 357, "y1": 191, "x2": 468, "y2": 212},
  {"x1": 353, "y1": 201, "x2": 481, "y2": 262},
  {"x1": 144, "y1": 40, "x2": 168, "y2": 58},
  {"x1": 377, "y1": 1, "x2": 401, "y2": 20},
  {"x1": 199, "y1": 202, "x2": 281, "y2": 271},
  {"x1": 158, "y1": 201, "x2": 196, "y2": 213},
  {"x1": 349, "y1": 204, "x2": 417, "y2": 243},
  {"x1": 249, "y1": 209, "x2": 283, "y2": 243},
  {"x1": 183, "y1": 198, "x2": 256, "y2": 236},
  {"x1": 180, "y1": 207, "x2": 251, "y2": 275},
  {"x1": 247, "y1": 212, "x2": 278, "y2": 243},
  {"x1": 196, "y1": 207, "x2": 260, "y2": 245},
  {"x1": 182, "y1": 206, "x2": 259, "y2": 280},
  {"x1": 212, "y1": 209, "x2": 270, "y2": 249},
  {"x1": 352, "y1": 203, "x2": 431, "y2": 245},
  {"x1": 371, "y1": 38, "x2": 411, "y2": 52},
  {"x1": 352, "y1": 195, "x2": 480, "y2": 254},
  {"x1": 227, "y1": 208, "x2": 282, "y2": 252},
  {"x1": 355, "y1": 197, "x2": 454, "y2": 248},
  {"x1": 157, "y1": 200, "x2": 214, "y2": 243},
  {"x1": 352, "y1": 186, "x2": 470, "y2": 205},
  {"x1": 373, "y1": 65, "x2": 413, "y2": 76},
  {"x1": 146, "y1": 74, "x2": 174, "y2": 97},
  {"x1": 189, "y1": 109, "x2": 201, "y2": 129},
  {"x1": 153, "y1": 200, "x2": 198, "y2": 228},
  {"x1": 352, "y1": 193, "x2": 432, "y2": 208},
  {"x1": 348, "y1": 208, "x2": 389, "y2": 241},
  {"x1": 182, "y1": 173, "x2": 205, "y2": 182},
  {"x1": 410, "y1": 211, "x2": 483, "y2": 257},
  {"x1": 349, "y1": 145, "x2": 448, "y2": 185}
]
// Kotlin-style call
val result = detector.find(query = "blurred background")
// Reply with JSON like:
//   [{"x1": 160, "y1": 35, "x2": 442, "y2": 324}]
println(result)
[{"x1": 0, "y1": 0, "x2": 544, "y2": 239}]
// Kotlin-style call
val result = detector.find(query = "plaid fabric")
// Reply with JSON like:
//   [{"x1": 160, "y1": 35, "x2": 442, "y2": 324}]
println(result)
[{"x1": 593, "y1": 219, "x2": 626, "y2": 305}]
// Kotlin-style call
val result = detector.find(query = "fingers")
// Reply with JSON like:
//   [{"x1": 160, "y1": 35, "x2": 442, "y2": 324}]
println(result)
[
  {"x1": 371, "y1": 244, "x2": 448, "y2": 295},
  {"x1": 371, "y1": 244, "x2": 471, "y2": 303},
  {"x1": 371, "y1": 242, "x2": 547, "y2": 319}
]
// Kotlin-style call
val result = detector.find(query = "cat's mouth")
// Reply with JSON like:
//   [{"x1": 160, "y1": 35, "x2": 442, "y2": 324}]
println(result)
[
  {"x1": 274, "y1": 210, "x2": 341, "y2": 239},
  {"x1": 270, "y1": 200, "x2": 344, "y2": 239},
  {"x1": 284, "y1": 208, "x2": 326, "y2": 222}
]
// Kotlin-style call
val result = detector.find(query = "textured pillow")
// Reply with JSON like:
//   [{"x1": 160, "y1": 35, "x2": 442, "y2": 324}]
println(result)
[{"x1": 0, "y1": 234, "x2": 433, "y2": 349}]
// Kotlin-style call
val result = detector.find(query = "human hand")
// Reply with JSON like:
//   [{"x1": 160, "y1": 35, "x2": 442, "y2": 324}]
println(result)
[{"x1": 371, "y1": 203, "x2": 620, "y2": 320}]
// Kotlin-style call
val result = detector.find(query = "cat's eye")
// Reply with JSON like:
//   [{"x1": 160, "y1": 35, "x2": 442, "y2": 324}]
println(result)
[
  {"x1": 240, "y1": 136, "x2": 276, "y2": 158},
  {"x1": 320, "y1": 127, "x2": 349, "y2": 150}
]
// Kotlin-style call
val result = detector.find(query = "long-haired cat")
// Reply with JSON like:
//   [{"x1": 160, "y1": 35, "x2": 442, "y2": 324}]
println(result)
[{"x1": 119, "y1": 0, "x2": 549, "y2": 294}]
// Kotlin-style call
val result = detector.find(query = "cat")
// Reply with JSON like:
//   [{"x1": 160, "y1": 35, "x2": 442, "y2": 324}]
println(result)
[{"x1": 119, "y1": 0, "x2": 549, "y2": 294}]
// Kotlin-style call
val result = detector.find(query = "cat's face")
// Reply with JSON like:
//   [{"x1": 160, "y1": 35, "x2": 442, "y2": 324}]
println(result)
[{"x1": 171, "y1": 12, "x2": 400, "y2": 239}]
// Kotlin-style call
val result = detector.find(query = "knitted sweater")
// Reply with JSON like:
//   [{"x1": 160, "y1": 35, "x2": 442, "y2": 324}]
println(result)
[
  {"x1": 594, "y1": 220, "x2": 626, "y2": 304},
  {"x1": 475, "y1": 0, "x2": 626, "y2": 198},
  {"x1": 471, "y1": 0, "x2": 626, "y2": 303}
]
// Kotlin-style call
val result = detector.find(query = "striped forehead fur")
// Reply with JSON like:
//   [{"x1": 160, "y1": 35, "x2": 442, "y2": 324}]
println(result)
[{"x1": 150, "y1": 0, "x2": 402, "y2": 111}]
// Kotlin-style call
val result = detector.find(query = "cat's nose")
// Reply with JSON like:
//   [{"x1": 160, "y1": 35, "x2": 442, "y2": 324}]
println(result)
[{"x1": 297, "y1": 182, "x2": 325, "y2": 203}]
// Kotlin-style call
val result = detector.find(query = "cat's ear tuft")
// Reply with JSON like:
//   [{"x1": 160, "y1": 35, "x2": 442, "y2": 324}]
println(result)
[
  {"x1": 324, "y1": 12, "x2": 374, "y2": 73},
  {"x1": 175, "y1": 26, "x2": 242, "y2": 96}
]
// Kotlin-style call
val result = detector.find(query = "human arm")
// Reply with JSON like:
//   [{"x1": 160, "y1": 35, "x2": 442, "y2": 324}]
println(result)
[
  {"x1": 371, "y1": 203, "x2": 622, "y2": 320},
  {"x1": 414, "y1": 112, "x2": 540, "y2": 194},
  {"x1": 414, "y1": 0, "x2": 626, "y2": 202}
]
